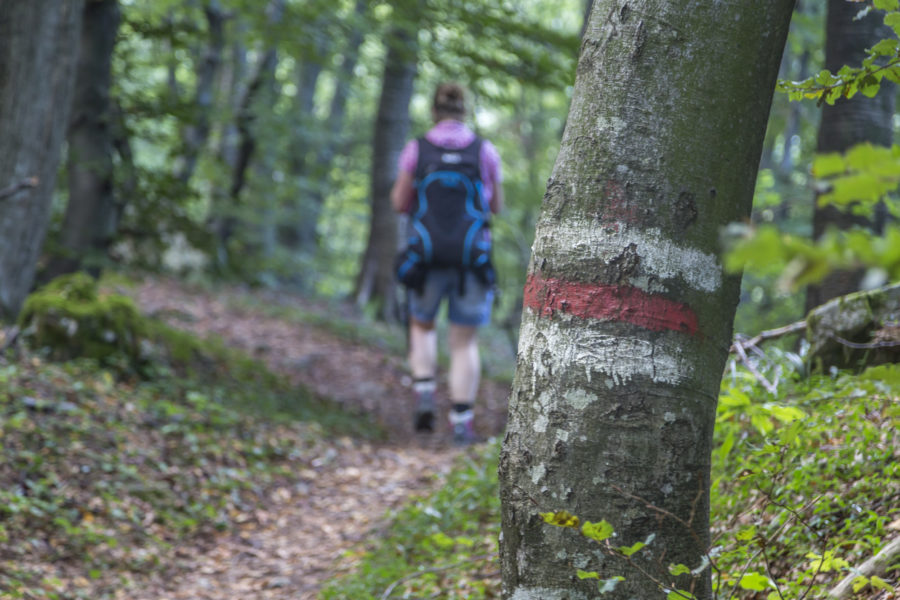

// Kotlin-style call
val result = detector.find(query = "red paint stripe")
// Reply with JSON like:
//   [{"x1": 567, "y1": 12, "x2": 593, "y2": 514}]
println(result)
[{"x1": 523, "y1": 274, "x2": 699, "y2": 336}]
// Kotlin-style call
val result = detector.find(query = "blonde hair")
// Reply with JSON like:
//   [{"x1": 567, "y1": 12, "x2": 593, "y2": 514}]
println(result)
[{"x1": 432, "y1": 82, "x2": 467, "y2": 121}]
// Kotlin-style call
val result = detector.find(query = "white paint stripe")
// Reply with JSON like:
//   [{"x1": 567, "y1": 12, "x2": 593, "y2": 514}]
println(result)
[
  {"x1": 519, "y1": 316, "x2": 692, "y2": 391},
  {"x1": 532, "y1": 220, "x2": 722, "y2": 292},
  {"x1": 510, "y1": 588, "x2": 590, "y2": 600}
]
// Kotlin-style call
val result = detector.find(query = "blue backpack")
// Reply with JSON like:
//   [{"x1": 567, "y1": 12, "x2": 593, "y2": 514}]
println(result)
[{"x1": 396, "y1": 137, "x2": 494, "y2": 292}]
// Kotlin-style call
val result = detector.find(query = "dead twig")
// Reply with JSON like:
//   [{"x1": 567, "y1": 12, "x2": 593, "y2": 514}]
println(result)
[
  {"x1": 829, "y1": 333, "x2": 900, "y2": 350},
  {"x1": 733, "y1": 340, "x2": 777, "y2": 394},
  {"x1": 731, "y1": 320, "x2": 807, "y2": 354},
  {"x1": 380, "y1": 553, "x2": 497, "y2": 600},
  {"x1": 729, "y1": 320, "x2": 806, "y2": 393},
  {"x1": 0, "y1": 177, "x2": 39, "y2": 200}
]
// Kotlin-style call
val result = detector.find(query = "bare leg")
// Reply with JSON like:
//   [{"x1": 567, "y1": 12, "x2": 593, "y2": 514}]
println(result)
[
  {"x1": 409, "y1": 318, "x2": 437, "y2": 379},
  {"x1": 448, "y1": 324, "x2": 480, "y2": 403},
  {"x1": 409, "y1": 318, "x2": 438, "y2": 431}
]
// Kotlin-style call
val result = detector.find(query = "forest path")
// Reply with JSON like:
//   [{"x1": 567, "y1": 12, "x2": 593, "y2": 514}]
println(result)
[{"x1": 121, "y1": 277, "x2": 510, "y2": 600}]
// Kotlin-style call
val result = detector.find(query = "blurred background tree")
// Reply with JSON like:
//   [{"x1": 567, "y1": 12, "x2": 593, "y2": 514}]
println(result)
[{"x1": 3, "y1": 0, "x2": 899, "y2": 342}]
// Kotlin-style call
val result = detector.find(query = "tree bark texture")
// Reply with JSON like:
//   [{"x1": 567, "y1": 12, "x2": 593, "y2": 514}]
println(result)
[
  {"x1": 498, "y1": 2, "x2": 794, "y2": 599},
  {"x1": 44, "y1": 0, "x2": 121, "y2": 281},
  {"x1": 0, "y1": 0, "x2": 83, "y2": 319},
  {"x1": 805, "y1": 0, "x2": 896, "y2": 312},
  {"x1": 354, "y1": 27, "x2": 417, "y2": 318}
]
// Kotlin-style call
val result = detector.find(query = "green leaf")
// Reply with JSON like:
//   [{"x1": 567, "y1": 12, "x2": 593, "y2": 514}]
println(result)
[
  {"x1": 812, "y1": 153, "x2": 846, "y2": 178},
  {"x1": 719, "y1": 388, "x2": 751, "y2": 407},
  {"x1": 541, "y1": 510, "x2": 580, "y2": 528},
  {"x1": 765, "y1": 404, "x2": 806, "y2": 423},
  {"x1": 582, "y1": 520, "x2": 614, "y2": 542},
  {"x1": 739, "y1": 572, "x2": 771, "y2": 591},
  {"x1": 668, "y1": 563, "x2": 691, "y2": 576},
  {"x1": 852, "y1": 576, "x2": 870, "y2": 593},
  {"x1": 874, "y1": 0, "x2": 900, "y2": 12},
  {"x1": 736, "y1": 525, "x2": 757, "y2": 541},
  {"x1": 870, "y1": 576, "x2": 893, "y2": 592},
  {"x1": 886, "y1": 11, "x2": 900, "y2": 32},
  {"x1": 618, "y1": 533, "x2": 654, "y2": 557},
  {"x1": 577, "y1": 569, "x2": 600, "y2": 580},
  {"x1": 845, "y1": 142, "x2": 893, "y2": 171},
  {"x1": 869, "y1": 37, "x2": 900, "y2": 56},
  {"x1": 618, "y1": 541, "x2": 645, "y2": 556},
  {"x1": 667, "y1": 590, "x2": 696, "y2": 600}
]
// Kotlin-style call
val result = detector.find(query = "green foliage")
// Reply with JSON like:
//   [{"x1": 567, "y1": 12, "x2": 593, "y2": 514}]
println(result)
[
  {"x1": 533, "y1": 356, "x2": 899, "y2": 599},
  {"x1": 777, "y1": 3, "x2": 900, "y2": 105},
  {"x1": 727, "y1": 141, "x2": 900, "y2": 295},
  {"x1": 321, "y1": 442, "x2": 501, "y2": 600}
]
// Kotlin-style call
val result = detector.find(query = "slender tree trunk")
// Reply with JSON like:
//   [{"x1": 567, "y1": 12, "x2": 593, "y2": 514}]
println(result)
[
  {"x1": 354, "y1": 26, "x2": 417, "y2": 319},
  {"x1": 805, "y1": 0, "x2": 896, "y2": 312},
  {"x1": 0, "y1": 0, "x2": 83, "y2": 318},
  {"x1": 177, "y1": 0, "x2": 227, "y2": 184},
  {"x1": 43, "y1": 0, "x2": 120, "y2": 281},
  {"x1": 283, "y1": 0, "x2": 366, "y2": 276},
  {"x1": 217, "y1": 0, "x2": 284, "y2": 271},
  {"x1": 499, "y1": 2, "x2": 794, "y2": 599}
]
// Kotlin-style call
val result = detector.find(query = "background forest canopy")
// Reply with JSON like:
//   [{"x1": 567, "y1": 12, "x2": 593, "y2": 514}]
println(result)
[
  {"x1": 4, "y1": 0, "x2": 900, "y2": 338},
  {"x1": 20, "y1": 0, "x2": 584, "y2": 326}
]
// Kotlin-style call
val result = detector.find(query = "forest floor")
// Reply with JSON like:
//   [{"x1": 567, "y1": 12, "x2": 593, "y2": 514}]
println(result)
[{"x1": 116, "y1": 276, "x2": 512, "y2": 599}]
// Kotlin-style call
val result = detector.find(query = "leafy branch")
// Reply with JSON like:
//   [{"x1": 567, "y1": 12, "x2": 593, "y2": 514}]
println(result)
[{"x1": 777, "y1": 0, "x2": 900, "y2": 106}]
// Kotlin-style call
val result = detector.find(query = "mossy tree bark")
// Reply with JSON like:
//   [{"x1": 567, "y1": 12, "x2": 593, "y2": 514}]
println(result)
[
  {"x1": 43, "y1": 0, "x2": 121, "y2": 281},
  {"x1": 498, "y1": 2, "x2": 794, "y2": 599},
  {"x1": 0, "y1": 0, "x2": 83, "y2": 319}
]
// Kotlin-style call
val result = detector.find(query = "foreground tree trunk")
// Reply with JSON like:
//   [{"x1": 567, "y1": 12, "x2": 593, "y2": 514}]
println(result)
[
  {"x1": 0, "y1": 1, "x2": 83, "y2": 318},
  {"x1": 499, "y1": 2, "x2": 794, "y2": 599},
  {"x1": 43, "y1": 0, "x2": 121, "y2": 281},
  {"x1": 353, "y1": 25, "x2": 417, "y2": 319},
  {"x1": 805, "y1": 0, "x2": 896, "y2": 312}
]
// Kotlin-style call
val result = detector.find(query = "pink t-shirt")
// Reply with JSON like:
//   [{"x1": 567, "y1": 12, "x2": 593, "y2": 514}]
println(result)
[{"x1": 396, "y1": 120, "x2": 502, "y2": 213}]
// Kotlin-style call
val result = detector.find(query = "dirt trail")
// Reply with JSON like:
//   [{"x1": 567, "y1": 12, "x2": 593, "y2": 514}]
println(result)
[{"x1": 121, "y1": 277, "x2": 510, "y2": 599}]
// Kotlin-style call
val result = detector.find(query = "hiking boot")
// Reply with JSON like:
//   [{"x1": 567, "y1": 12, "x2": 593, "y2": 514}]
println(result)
[
  {"x1": 414, "y1": 388, "x2": 435, "y2": 432},
  {"x1": 449, "y1": 409, "x2": 478, "y2": 446}
]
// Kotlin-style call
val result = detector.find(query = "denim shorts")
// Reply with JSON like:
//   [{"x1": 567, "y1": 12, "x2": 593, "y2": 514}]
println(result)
[{"x1": 408, "y1": 268, "x2": 493, "y2": 327}]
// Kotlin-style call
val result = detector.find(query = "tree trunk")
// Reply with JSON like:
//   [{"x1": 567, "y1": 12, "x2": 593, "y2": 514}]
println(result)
[
  {"x1": 176, "y1": 0, "x2": 227, "y2": 184},
  {"x1": 43, "y1": 0, "x2": 121, "y2": 281},
  {"x1": 353, "y1": 26, "x2": 417, "y2": 319},
  {"x1": 0, "y1": 0, "x2": 83, "y2": 319},
  {"x1": 498, "y1": 2, "x2": 794, "y2": 599},
  {"x1": 805, "y1": 0, "x2": 896, "y2": 312}
]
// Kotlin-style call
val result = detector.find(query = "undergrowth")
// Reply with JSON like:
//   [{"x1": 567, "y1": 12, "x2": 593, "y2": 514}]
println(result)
[
  {"x1": 323, "y1": 357, "x2": 899, "y2": 600},
  {"x1": 0, "y1": 277, "x2": 375, "y2": 599}
]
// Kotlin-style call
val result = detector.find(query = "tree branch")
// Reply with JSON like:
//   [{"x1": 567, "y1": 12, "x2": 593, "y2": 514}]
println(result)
[
  {"x1": 829, "y1": 333, "x2": 900, "y2": 350},
  {"x1": 0, "y1": 177, "x2": 39, "y2": 200},
  {"x1": 731, "y1": 320, "x2": 807, "y2": 353},
  {"x1": 827, "y1": 536, "x2": 900, "y2": 600}
]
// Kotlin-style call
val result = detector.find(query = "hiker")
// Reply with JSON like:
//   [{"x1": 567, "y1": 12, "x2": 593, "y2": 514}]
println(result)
[{"x1": 390, "y1": 82, "x2": 504, "y2": 445}]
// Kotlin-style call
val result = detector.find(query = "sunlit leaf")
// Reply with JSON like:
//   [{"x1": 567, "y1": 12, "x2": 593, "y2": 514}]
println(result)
[
  {"x1": 812, "y1": 153, "x2": 845, "y2": 178},
  {"x1": 577, "y1": 569, "x2": 600, "y2": 580},
  {"x1": 582, "y1": 519, "x2": 614, "y2": 542},
  {"x1": 738, "y1": 572, "x2": 771, "y2": 591}
]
